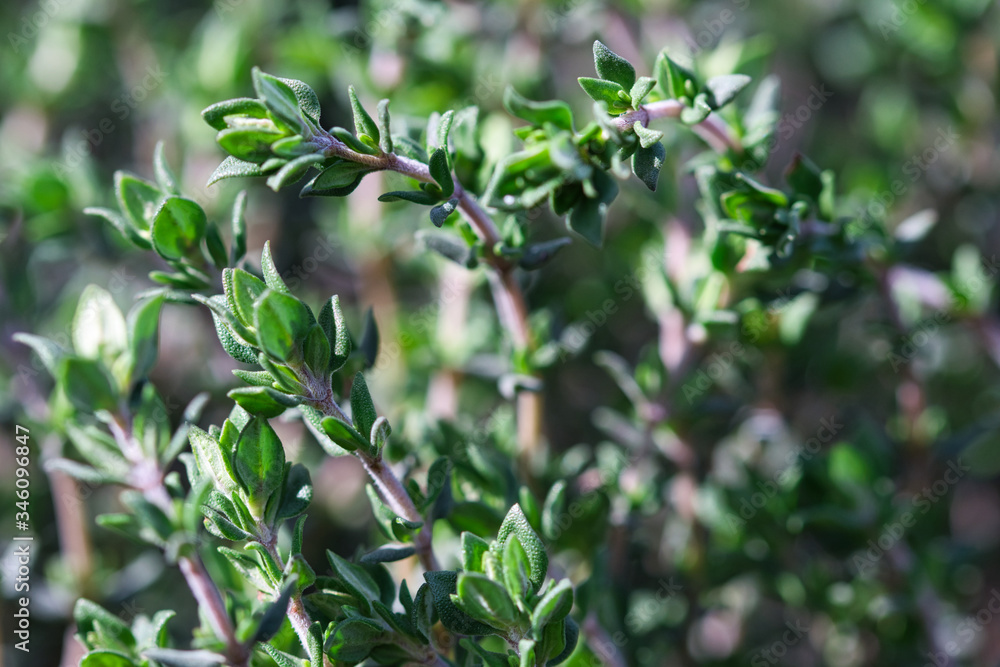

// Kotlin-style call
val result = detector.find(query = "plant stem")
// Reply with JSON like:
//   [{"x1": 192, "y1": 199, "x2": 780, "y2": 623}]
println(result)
[
  {"x1": 311, "y1": 388, "x2": 440, "y2": 572},
  {"x1": 358, "y1": 451, "x2": 440, "y2": 572},
  {"x1": 613, "y1": 99, "x2": 744, "y2": 154},
  {"x1": 108, "y1": 416, "x2": 249, "y2": 667},
  {"x1": 258, "y1": 531, "x2": 334, "y2": 667},
  {"x1": 315, "y1": 134, "x2": 546, "y2": 466}
]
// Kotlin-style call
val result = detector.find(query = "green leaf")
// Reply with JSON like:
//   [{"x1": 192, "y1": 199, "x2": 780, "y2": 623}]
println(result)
[
  {"x1": 503, "y1": 87, "x2": 574, "y2": 131},
  {"x1": 126, "y1": 295, "x2": 164, "y2": 383},
  {"x1": 632, "y1": 122, "x2": 664, "y2": 149},
  {"x1": 376, "y1": 99, "x2": 393, "y2": 153},
  {"x1": 260, "y1": 241, "x2": 290, "y2": 293},
  {"x1": 229, "y1": 190, "x2": 248, "y2": 266},
  {"x1": 429, "y1": 198, "x2": 460, "y2": 228},
  {"x1": 225, "y1": 268, "x2": 267, "y2": 326},
  {"x1": 252, "y1": 577, "x2": 297, "y2": 643},
  {"x1": 424, "y1": 570, "x2": 497, "y2": 636},
  {"x1": 502, "y1": 535, "x2": 532, "y2": 604},
  {"x1": 378, "y1": 189, "x2": 442, "y2": 206},
  {"x1": 253, "y1": 290, "x2": 314, "y2": 363},
  {"x1": 209, "y1": 157, "x2": 266, "y2": 187},
  {"x1": 79, "y1": 651, "x2": 135, "y2": 667},
  {"x1": 142, "y1": 648, "x2": 226, "y2": 667},
  {"x1": 632, "y1": 141, "x2": 666, "y2": 191},
  {"x1": 260, "y1": 644, "x2": 308, "y2": 667},
  {"x1": 350, "y1": 372, "x2": 377, "y2": 440},
  {"x1": 114, "y1": 171, "x2": 162, "y2": 232},
  {"x1": 370, "y1": 415, "x2": 391, "y2": 452},
  {"x1": 44, "y1": 458, "x2": 108, "y2": 485},
  {"x1": 189, "y1": 426, "x2": 239, "y2": 494},
  {"x1": 655, "y1": 50, "x2": 697, "y2": 101},
  {"x1": 13, "y1": 332, "x2": 66, "y2": 376},
  {"x1": 279, "y1": 77, "x2": 322, "y2": 125},
  {"x1": 461, "y1": 531, "x2": 491, "y2": 573},
  {"x1": 266, "y1": 153, "x2": 324, "y2": 191},
  {"x1": 210, "y1": 311, "x2": 259, "y2": 365},
  {"x1": 202, "y1": 504, "x2": 252, "y2": 541},
  {"x1": 705, "y1": 74, "x2": 752, "y2": 109},
  {"x1": 679, "y1": 94, "x2": 712, "y2": 125},
  {"x1": 348, "y1": 86, "x2": 380, "y2": 146},
  {"x1": 329, "y1": 125, "x2": 379, "y2": 155},
  {"x1": 85, "y1": 206, "x2": 151, "y2": 249},
  {"x1": 277, "y1": 463, "x2": 312, "y2": 520},
  {"x1": 319, "y1": 415, "x2": 371, "y2": 453},
  {"x1": 578, "y1": 77, "x2": 629, "y2": 111},
  {"x1": 361, "y1": 544, "x2": 416, "y2": 564},
  {"x1": 302, "y1": 324, "x2": 330, "y2": 379},
  {"x1": 452, "y1": 572, "x2": 517, "y2": 631},
  {"x1": 428, "y1": 148, "x2": 454, "y2": 197},
  {"x1": 234, "y1": 417, "x2": 286, "y2": 514},
  {"x1": 531, "y1": 579, "x2": 573, "y2": 633},
  {"x1": 327, "y1": 618, "x2": 385, "y2": 663},
  {"x1": 300, "y1": 160, "x2": 373, "y2": 197},
  {"x1": 566, "y1": 170, "x2": 617, "y2": 247},
  {"x1": 217, "y1": 126, "x2": 282, "y2": 163},
  {"x1": 151, "y1": 197, "x2": 207, "y2": 261},
  {"x1": 326, "y1": 550, "x2": 381, "y2": 615},
  {"x1": 495, "y1": 504, "x2": 548, "y2": 592},
  {"x1": 58, "y1": 356, "x2": 118, "y2": 412},
  {"x1": 153, "y1": 141, "x2": 180, "y2": 194},
  {"x1": 593, "y1": 40, "x2": 636, "y2": 89},
  {"x1": 202, "y1": 97, "x2": 269, "y2": 131},
  {"x1": 228, "y1": 386, "x2": 301, "y2": 418},
  {"x1": 548, "y1": 617, "x2": 579, "y2": 665},
  {"x1": 319, "y1": 295, "x2": 352, "y2": 371},
  {"x1": 629, "y1": 76, "x2": 657, "y2": 106},
  {"x1": 253, "y1": 68, "x2": 306, "y2": 134},
  {"x1": 737, "y1": 172, "x2": 790, "y2": 206}
]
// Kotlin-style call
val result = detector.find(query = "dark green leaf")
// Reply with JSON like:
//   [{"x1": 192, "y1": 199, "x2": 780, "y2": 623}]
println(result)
[
  {"x1": 452, "y1": 572, "x2": 516, "y2": 631},
  {"x1": 253, "y1": 290, "x2": 314, "y2": 363},
  {"x1": 424, "y1": 570, "x2": 497, "y2": 636},
  {"x1": 418, "y1": 229, "x2": 475, "y2": 267},
  {"x1": 655, "y1": 50, "x2": 697, "y2": 101},
  {"x1": 326, "y1": 618, "x2": 385, "y2": 663},
  {"x1": 378, "y1": 189, "x2": 442, "y2": 206},
  {"x1": 518, "y1": 237, "x2": 572, "y2": 270},
  {"x1": 252, "y1": 577, "x2": 297, "y2": 643},
  {"x1": 350, "y1": 372, "x2": 377, "y2": 440},
  {"x1": 234, "y1": 417, "x2": 286, "y2": 514},
  {"x1": 300, "y1": 160, "x2": 373, "y2": 197},
  {"x1": 277, "y1": 463, "x2": 312, "y2": 520},
  {"x1": 361, "y1": 544, "x2": 416, "y2": 564},
  {"x1": 531, "y1": 579, "x2": 573, "y2": 633},
  {"x1": 266, "y1": 153, "x2": 324, "y2": 191},
  {"x1": 319, "y1": 415, "x2": 371, "y2": 453},
  {"x1": 593, "y1": 40, "x2": 636, "y2": 89},
  {"x1": 228, "y1": 386, "x2": 301, "y2": 418},
  {"x1": 632, "y1": 141, "x2": 666, "y2": 191},
  {"x1": 428, "y1": 148, "x2": 454, "y2": 197}
]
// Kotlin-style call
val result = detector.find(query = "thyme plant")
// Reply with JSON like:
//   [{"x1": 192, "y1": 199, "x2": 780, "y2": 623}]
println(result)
[{"x1": 15, "y1": 36, "x2": 948, "y2": 667}]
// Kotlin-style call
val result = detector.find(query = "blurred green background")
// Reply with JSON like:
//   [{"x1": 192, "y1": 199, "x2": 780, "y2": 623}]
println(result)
[{"x1": 2, "y1": 0, "x2": 1000, "y2": 665}]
